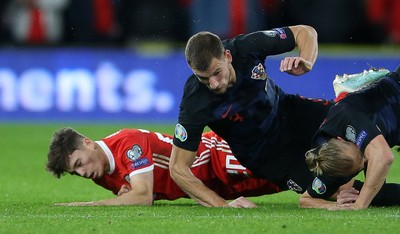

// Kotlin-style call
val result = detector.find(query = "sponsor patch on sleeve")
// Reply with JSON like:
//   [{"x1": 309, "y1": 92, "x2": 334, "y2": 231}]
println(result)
[
  {"x1": 312, "y1": 177, "x2": 327, "y2": 194},
  {"x1": 356, "y1": 130, "x2": 368, "y2": 148},
  {"x1": 130, "y1": 158, "x2": 150, "y2": 169},
  {"x1": 274, "y1": 28, "x2": 287, "y2": 39}
]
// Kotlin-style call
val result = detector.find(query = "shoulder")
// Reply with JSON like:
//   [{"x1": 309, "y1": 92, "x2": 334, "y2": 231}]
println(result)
[{"x1": 104, "y1": 129, "x2": 149, "y2": 140}]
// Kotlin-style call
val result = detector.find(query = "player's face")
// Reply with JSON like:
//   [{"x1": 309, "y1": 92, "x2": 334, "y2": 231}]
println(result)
[
  {"x1": 193, "y1": 50, "x2": 236, "y2": 95},
  {"x1": 67, "y1": 139, "x2": 106, "y2": 179}
]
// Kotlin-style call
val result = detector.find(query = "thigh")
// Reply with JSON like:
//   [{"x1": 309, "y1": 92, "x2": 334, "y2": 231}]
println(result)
[
  {"x1": 279, "y1": 159, "x2": 315, "y2": 193},
  {"x1": 287, "y1": 95, "x2": 333, "y2": 146}
]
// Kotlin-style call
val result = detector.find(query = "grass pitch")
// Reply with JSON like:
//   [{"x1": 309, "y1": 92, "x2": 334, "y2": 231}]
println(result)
[{"x1": 1, "y1": 123, "x2": 400, "y2": 234}]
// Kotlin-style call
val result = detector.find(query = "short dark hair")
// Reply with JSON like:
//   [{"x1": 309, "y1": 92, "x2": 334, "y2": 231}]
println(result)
[
  {"x1": 185, "y1": 31, "x2": 225, "y2": 71},
  {"x1": 46, "y1": 127, "x2": 84, "y2": 178}
]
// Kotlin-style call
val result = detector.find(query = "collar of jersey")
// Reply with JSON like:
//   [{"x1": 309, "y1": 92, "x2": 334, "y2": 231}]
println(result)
[{"x1": 95, "y1": 141, "x2": 115, "y2": 174}]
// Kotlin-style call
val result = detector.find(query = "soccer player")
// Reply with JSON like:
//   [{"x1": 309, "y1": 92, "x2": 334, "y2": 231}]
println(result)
[
  {"x1": 302, "y1": 66, "x2": 400, "y2": 210},
  {"x1": 169, "y1": 25, "x2": 334, "y2": 207},
  {"x1": 46, "y1": 128, "x2": 281, "y2": 207}
]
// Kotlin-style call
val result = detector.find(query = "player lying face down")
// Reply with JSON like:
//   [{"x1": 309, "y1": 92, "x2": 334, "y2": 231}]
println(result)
[{"x1": 46, "y1": 128, "x2": 281, "y2": 207}]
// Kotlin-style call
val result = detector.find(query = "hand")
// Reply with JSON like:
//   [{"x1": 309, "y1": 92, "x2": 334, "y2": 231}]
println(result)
[
  {"x1": 337, "y1": 188, "x2": 359, "y2": 205},
  {"x1": 227, "y1": 196, "x2": 257, "y2": 208},
  {"x1": 280, "y1": 57, "x2": 312, "y2": 76},
  {"x1": 54, "y1": 201, "x2": 96, "y2": 206},
  {"x1": 117, "y1": 184, "x2": 131, "y2": 196},
  {"x1": 328, "y1": 202, "x2": 365, "y2": 211}
]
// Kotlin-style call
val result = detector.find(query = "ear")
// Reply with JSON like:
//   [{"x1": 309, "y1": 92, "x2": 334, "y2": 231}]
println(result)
[
  {"x1": 83, "y1": 137, "x2": 95, "y2": 149},
  {"x1": 225, "y1": 50, "x2": 232, "y2": 62}
]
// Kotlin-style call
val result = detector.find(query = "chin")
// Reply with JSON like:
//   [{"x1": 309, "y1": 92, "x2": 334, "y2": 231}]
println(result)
[{"x1": 213, "y1": 87, "x2": 228, "y2": 94}]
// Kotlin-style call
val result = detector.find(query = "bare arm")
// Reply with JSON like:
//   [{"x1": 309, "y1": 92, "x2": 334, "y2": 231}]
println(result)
[
  {"x1": 344, "y1": 135, "x2": 393, "y2": 210},
  {"x1": 299, "y1": 191, "x2": 338, "y2": 209},
  {"x1": 55, "y1": 171, "x2": 154, "y2": 206},
  {"x1": 299, "y1": 180, "x2": 354, "y2": 210},
  {"x1": 169, "y1": 145, "x2": 229, "y2": 207},
  {"x1": 280, "y1": 25, "x2": 318, "y2": 75}
]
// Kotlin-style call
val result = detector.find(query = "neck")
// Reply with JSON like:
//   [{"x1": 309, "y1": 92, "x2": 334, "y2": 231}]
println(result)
[{"x1": 95, "y1": 142, "x2": 111, "y2": 173}]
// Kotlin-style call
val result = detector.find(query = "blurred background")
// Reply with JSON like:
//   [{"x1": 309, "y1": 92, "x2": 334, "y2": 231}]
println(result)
[{"x1": 0, "y1": 0, "x2": 399, "y2": 123}]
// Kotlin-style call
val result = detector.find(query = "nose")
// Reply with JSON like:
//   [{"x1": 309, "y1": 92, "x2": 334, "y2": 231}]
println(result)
[
  {"x1": 75, "y1": 168, "x2": 86, "y2": 178},
  {"x1": 208, "y1": 77, "x2": 219, "y2": 89}
]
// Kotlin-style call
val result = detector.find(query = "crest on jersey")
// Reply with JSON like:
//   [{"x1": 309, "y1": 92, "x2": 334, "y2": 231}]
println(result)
[
  {"x1": 345, "y1": 125, "x2": 356, "y2": 143},
  {"x1": 126, "y1": 144, "x2": 143, "y2": 161},
  {"x1": 287, "y1": 179, "x2": 303, "y2": 192},
  {"x1": 251, "y1": 63, "x2": 267, "y2": 80},
  {"x1": 312, "y1": 177, "x2": 326, "y2": 194},
  {"x1": 175, "y1": 123, "x2": 188, "y2": 142}
]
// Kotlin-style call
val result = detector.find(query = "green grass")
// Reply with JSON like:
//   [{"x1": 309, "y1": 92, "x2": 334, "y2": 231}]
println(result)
[{"x1": 1, "y1": 123, "x2": 400, "y2": 234}]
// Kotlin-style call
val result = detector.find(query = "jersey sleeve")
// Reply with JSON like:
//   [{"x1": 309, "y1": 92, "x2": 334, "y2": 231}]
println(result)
[
  {"x1": 224, "y1": 27, "x2": 295, "y2": 58},
  {"x1": 173, "y1": 122, "x2": 204, "y2": 152},
  {"x1": 173, "y1": 76, "x2": 208, "y2": 152},
  {"x1": 306, "y1": 175, "x2": 353, "y2": 199},
  {"x1": 119, "y1": 133, "x2": 155, "y2": 177}
]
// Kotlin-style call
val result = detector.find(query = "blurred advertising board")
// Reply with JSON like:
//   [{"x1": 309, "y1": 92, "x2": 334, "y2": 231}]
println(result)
[{"x1": 0, "y1": 48, "x2": 398, "y2": 122}]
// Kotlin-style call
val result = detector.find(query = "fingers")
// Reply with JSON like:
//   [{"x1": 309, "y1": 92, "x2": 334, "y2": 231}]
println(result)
[
  {"x1": 280, "y1": 57, "x2": 299, "y2": 72},
  {"x1": 338, "y1": 188, "x2": 360, "y2": 197},
  {"x1": 117, "y1": 184, "x2": 131, "y2": 196},
  {"x1": 280, "y1": 57, "x2": 312, "y2": 75},
  {"x1": 337, "y1": 188, "x2": 359, "y2": 205},
  {"x1": 227, "y1": 196, "x2": 257, "y2": 208}
]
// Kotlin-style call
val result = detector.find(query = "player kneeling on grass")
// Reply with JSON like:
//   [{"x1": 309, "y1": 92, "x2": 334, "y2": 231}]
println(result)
[
  {"x1": 301, "y1": 65, "x2": 400, "y2": 210},
  {"x1": 46, "y1": 128, "x2": 281, "y2": 207}
]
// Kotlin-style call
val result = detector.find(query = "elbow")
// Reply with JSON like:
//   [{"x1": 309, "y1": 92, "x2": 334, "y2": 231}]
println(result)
[
  {"x1": 169, "y1": 163, "x2": 183, "y2": 182},
  {"x1": 293, "y1": 24, "x2": 317, "y2": 39},
  {"x1": 384, "y1": 153, "x2": 394, "y2": 167},
  {"x1": 298, "y1": 192, "x2": 319, "y2": 209},
  {"x1": 298, "y1": 196, "x2": 308, "y2": 208},
  {"x1": 298, "y1": 25, "x2": 317, "y2": 38},
  {"x1": 141, "y1": 198, "x2": 154, "y2": 206},
  {"x1": 307, "y1": 25, "x2": 318, "y2": 39}
]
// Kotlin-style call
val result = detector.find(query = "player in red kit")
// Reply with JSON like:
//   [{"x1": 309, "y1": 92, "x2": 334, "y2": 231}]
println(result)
[{"x1": 46, "y1": 128, "x2": 280, "y2": 207}]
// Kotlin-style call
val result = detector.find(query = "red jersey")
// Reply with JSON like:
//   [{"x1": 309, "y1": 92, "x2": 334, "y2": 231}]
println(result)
[{"x1": 93, "y1": 129, "x2": 280, "y2": 201}]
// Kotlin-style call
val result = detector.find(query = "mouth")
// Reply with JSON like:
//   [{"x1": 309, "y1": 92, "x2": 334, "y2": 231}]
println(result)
[
  {"x1": 212, "y1": 86, "x2": 227, "y2": 94},
  {"x1": 88, "y1": 172, "x2": 95, "y2": 179}
]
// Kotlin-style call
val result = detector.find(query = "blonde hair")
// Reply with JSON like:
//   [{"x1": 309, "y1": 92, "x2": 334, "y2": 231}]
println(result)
[{"x1": 305, "y1": 138, "x2": 359, "y2": 177}]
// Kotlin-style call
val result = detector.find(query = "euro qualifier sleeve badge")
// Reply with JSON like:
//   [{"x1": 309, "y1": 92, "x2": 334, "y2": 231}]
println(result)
[
  {"x1": 174, "y1": 123, "x2": 188, "y2": 142},
  {"x1": 312, "y1": 177, "x2": 327, "y2": 194}
]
